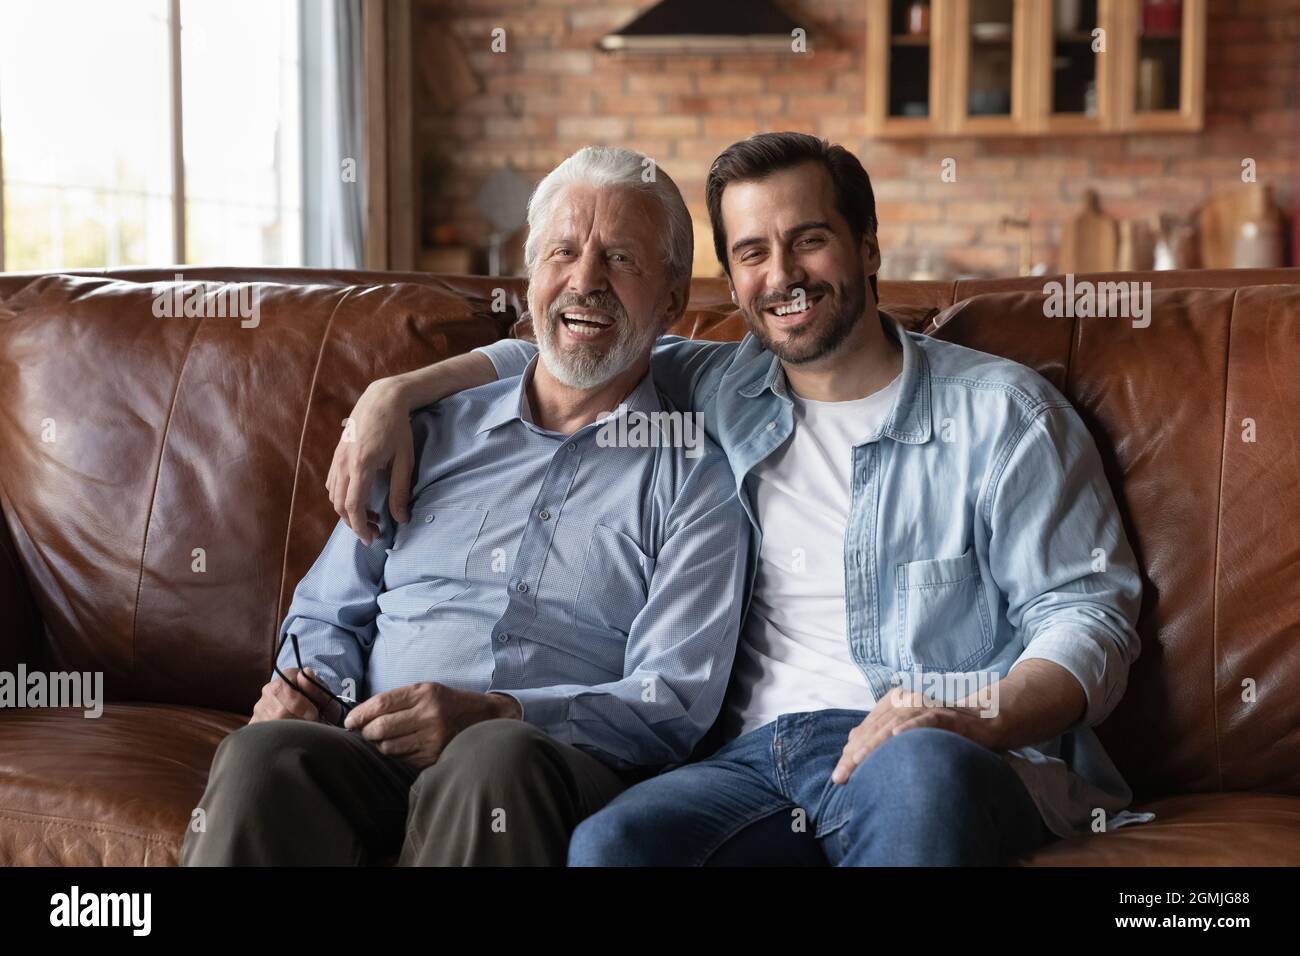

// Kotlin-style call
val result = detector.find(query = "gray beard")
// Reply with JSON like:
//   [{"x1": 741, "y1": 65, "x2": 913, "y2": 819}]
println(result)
[{"x1": 534, "y1": 313, "x2": 659, "y2": 390}]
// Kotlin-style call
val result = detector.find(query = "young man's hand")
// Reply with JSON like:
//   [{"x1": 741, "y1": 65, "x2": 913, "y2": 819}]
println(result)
[
  {"x1": 831, "y1": 686, "x2": 994, "y2": 785},
  {"x1": 344, "y1": 682, "x2": 521, "y2": 769},
  {"x1": 327, "y1": 377, "x2": 414, "y2": 544}
]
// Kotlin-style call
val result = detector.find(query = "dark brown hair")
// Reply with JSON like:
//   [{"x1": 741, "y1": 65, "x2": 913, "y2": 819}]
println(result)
[{"x1": 705, "y1": 132, "x2": 879, "y2": 302}]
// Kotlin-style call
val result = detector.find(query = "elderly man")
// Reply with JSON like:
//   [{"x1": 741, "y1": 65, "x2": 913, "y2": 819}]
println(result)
[{"x1": 181, "y1": 146, "x2": 748, "y2": 867}]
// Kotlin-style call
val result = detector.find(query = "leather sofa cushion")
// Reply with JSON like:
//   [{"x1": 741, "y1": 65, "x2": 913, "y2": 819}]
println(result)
[{"x1": 0, "y1": 704, "x2": 244, "y2": 866}]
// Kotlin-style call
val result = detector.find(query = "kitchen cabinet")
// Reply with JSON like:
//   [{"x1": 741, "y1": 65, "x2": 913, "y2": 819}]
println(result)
[{"x1": 866, "y1": 0, "x2": 1205, "y2": 137}]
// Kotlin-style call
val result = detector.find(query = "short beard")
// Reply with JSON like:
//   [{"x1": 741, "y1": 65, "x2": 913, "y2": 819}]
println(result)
[
  {"x1": 742, "y1": 271, "x2": 867, "y2": 366},
  {"x1": 533, "y1": 291, "x2": 658, "y2": 390}
]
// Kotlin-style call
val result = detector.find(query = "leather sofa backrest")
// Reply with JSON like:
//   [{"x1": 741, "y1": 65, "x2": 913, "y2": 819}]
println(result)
[
  {"x1": 1, "y1": 267, "x2": 1297, "y2": 803},
  {"x1": 0, "y1": 275, "x2": 512, "y2": 712},
  {"x1": 925, "y1": 286, "x2": 1300, "y2": 800}
]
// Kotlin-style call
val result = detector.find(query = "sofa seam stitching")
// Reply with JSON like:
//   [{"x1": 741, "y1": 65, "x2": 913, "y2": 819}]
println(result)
[
  {"x1": 0, "y1": 808, "x2": 176, "y2": 844},
  {"x1": 1065, "y1": 300, "x2": 1078, "y2": 393},
  {"x1": 273, "y1": 287, "x2": 354, "y2": 657},
  {"x1": 1210, "y1": 290, "x2": 1238, "y2": 793},
  {"x1": 130, "y1": 306, "x2": 205, "y2": 670}
]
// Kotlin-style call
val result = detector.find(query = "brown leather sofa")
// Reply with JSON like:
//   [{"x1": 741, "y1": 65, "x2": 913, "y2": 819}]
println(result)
[{"x1": 1, "y1": 266, "x2": 1298, "y2": 866}]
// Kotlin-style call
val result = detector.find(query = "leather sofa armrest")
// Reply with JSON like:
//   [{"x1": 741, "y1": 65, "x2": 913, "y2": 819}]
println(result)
[{"x1": 0, "y1": 510, "x2": 44, "y2": 672}]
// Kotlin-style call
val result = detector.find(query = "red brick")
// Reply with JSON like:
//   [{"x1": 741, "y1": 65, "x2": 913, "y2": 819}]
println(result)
[
  {"x1": 633, "y1": 116, "x2": 702, "y2": 138},
  {"x1": 597, "y1": 93, "x2": 663, "y2": 115},
  {"x1": 555, "y1": 116, "x2": 630, "y2": 141},
  {"x1": 625, "y1": 73, "x2": 696, "y2": 94},
  {"x1": 767, "y1": 73, "x2": 834, "y2": 93},
  {"x1": 786, "y1": 94, "x2": 856, "y2": 116},
  {"x1": 876, "y1": 200, "x2": 944, "y2": 223},
  {"x1": 945, "y1": 201, "x2": 1019, "y2": 223},
  {"x1": 522, "y1": 50, "x2": 595, "y2": 74}
]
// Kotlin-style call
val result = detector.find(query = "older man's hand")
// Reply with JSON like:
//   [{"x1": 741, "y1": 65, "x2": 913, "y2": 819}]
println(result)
[
  {"x1": 831, "y1": 685, "x2": 994, "y2": 785},
  {"x1": 344, "y1": 682, "x2": 522, "y2": 769},
  {"x1": 250, "y1": 667, "x2": 335, "y2": 724}
]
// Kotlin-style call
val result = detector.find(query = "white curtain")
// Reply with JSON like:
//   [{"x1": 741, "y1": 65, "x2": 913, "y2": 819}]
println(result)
[{"x1": 301, "y1": 0, "x2": 365, "y2": 268}]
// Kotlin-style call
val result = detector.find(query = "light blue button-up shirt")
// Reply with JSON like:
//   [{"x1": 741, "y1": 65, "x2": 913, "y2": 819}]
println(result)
[
  {"x1": 477, "y1": 314, "x2": 1145, "y2": 838},
  {"x1": 278, "y1": 358, "x2": 750, "y2": 770}
]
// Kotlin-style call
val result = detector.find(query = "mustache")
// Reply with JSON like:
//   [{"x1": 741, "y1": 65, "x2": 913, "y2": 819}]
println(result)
[
  {"x1": 548, "y1": 291, "x2": 627, "y2": 322},
  {"x1": 753, "y1": 282, "x2": 836, "y2": 311}
]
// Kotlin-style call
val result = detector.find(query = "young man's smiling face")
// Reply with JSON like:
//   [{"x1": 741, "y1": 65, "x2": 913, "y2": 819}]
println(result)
[{"x1": 721, "y1": 161, "x2": 881, "y2": 366}]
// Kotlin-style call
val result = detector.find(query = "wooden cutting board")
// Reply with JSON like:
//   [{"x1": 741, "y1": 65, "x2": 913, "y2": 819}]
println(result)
[{"x1": 1059, "y1": 189, "x2": 1118, "y2": 273}]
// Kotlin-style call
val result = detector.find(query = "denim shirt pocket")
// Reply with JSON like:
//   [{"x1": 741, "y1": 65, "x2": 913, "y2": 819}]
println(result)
[
  {"x1": 895, "y1": 547, "x2": 994, "y2": 672},
  {"x1": 573, "y1": 523, "x2": 656, "y2": 640}
]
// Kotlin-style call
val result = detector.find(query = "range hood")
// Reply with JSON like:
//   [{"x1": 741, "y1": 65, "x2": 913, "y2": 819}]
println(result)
[{"x1": 599, "y1": 0, "x2": 806, "y2": 54}]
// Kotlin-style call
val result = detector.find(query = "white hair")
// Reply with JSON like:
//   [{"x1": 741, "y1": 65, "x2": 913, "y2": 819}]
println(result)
[{"x1": 523, "y1": 146, "x2": 693, "y2": 281}]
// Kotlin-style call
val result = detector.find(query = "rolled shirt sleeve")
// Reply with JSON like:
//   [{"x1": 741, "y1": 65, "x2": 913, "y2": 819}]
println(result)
[
  {"x1": 988, "y1": 403, "x2": 1143, "y2": 728},
  {"x1": 474, "y1": 337, "x2": 540, "y2": 381},
  {"x1": 499, "y1": 452, "x2": 751, "y2": 769}
]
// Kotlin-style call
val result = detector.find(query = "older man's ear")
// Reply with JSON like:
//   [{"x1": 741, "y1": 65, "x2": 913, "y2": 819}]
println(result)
[{"x1": 661, "y1": 276, "x2": 691, "y2": 333}]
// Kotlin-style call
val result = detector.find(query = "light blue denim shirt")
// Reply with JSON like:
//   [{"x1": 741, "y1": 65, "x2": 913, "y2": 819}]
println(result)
[
  {"x1": 278, "y1": 357, "x2": 750, "y2": 771},
  {"x1": 477, "y1": 314, "x2": 1146, "y2": 838}
]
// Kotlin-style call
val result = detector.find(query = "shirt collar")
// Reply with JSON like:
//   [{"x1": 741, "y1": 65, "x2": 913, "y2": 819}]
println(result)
[
  {"x1": 736, "y1": 310, "x2": 932, "y2": 444},
  {"x1": 477, "y1": 353, "x2": 664, "y2": 436}
]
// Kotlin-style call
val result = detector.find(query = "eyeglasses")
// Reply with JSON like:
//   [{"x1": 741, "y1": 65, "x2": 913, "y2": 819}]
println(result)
[{"x1": 274, "y1": 632, "x2": 357, "y2": 727}]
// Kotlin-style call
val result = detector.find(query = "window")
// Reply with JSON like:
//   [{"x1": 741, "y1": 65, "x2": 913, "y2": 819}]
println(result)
[{"x1": 0, "y1": 0, "x2": 301, "y2": 271}]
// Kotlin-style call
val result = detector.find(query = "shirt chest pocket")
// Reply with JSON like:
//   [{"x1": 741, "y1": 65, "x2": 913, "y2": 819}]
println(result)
[
  {"x1": 384, "y1": 507, "x2": 488, "y2": 607},
  {"x1": 896, "y1": 547, "x2": 994, "y2": 672},
  {"x1": 573, "y1": 524, "x2": 656, "y2": 640}
]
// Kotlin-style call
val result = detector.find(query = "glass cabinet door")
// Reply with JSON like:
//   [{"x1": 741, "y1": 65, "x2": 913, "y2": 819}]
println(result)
[
  {"x1": 949, "y1": 0, "x2": 1029, "y2": 133},
  {"x1": 1117, "y1": 0, "x2": 1205, "y2": 130},
  {"x1": 1049, "y1": 0, "x2": 1101, "y2": 119},
  {"x1": 865, "y1": 0, "x2": 1203, "y2": 137},
  {"x1": 1136, "y1": 0, "x2": 1184, "y2": 113},
  {"x1": 867, "y1": 0, "x2": 944, "y2": 135},
  {"x1": 889, "y1": 0, "x2": 934, "y2": 120}
]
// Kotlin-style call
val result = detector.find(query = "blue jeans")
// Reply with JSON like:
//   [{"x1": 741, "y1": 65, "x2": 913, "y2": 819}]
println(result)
[{"x1": 568, "y1": 711, "x2": 1056, "y2": 866}]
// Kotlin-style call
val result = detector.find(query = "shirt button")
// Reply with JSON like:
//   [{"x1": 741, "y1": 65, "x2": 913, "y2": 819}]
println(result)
[
  {"x1": 498, "y1": 633, "x2": 510, "y2": 643},
  {"x1": 567, "y1": 443, "x2": 577, "y2": 452},
  {"x1": 766, "y1": 421, "x2": 776, "y2": 431},
  {"x1": 424, "y1": 514, "x2": 434, "y2": 523},
  {"x1": 515, "y1": 581, "x2": 529, "y2": 593},
  {"x1": 538, "y1": 509, "x2": 550, "y2": 521}
]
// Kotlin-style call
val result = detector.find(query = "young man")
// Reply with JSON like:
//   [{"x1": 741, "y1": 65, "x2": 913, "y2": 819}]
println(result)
[
  {"x1": 328, "y1": 133, "x2": 1144, "y2": 866},
  {"x1": 181, "y1": 147, "x2": 748, "y2": 867}
]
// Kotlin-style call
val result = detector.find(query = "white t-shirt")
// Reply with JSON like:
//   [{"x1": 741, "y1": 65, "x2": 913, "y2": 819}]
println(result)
[{"x1": 726, "y1": 373, "x2": 903, "y2": 737}]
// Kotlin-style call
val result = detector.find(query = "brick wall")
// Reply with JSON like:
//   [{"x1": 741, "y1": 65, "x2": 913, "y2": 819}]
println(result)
[{"x1": 414, "y1": 0, "x2": 1299, "y2": 278}]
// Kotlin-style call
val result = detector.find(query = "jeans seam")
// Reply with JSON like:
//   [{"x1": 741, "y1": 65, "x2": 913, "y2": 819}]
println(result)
[{"x1": 772, "y1": 717, "x2": 815, "y2": 797}]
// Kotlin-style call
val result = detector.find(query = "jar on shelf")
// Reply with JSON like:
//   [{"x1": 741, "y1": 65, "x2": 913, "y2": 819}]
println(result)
[{"x1": 907, "y1": 1, "x2": 930, "y2": 36}]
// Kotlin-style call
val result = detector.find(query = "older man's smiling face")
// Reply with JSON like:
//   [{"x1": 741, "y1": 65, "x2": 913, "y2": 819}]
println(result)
[{"x1": 528, "y1": 184, "x2": 679, "y2": 390}]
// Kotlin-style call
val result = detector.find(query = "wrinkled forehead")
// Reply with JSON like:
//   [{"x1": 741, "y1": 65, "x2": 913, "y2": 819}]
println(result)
[{"x1": 542, "y1": 184, "x2": 665, "y2": 251}]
